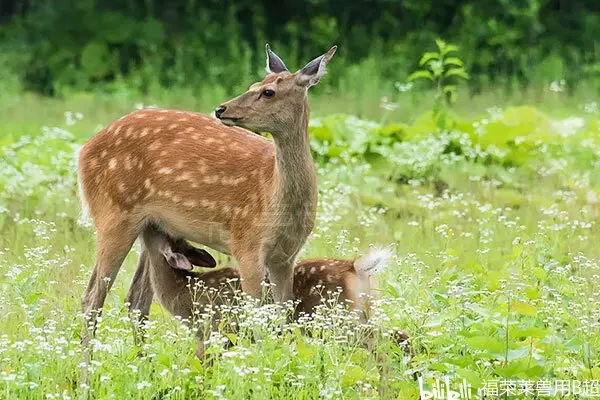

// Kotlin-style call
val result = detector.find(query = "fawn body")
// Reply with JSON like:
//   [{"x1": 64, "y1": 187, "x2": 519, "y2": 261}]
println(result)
[
  {"x1": 77, "y1": 45, "x2": 337, "y2": 344},
  {"x1": 139, "y1": 226, "x2": 393, "y2": 358}
]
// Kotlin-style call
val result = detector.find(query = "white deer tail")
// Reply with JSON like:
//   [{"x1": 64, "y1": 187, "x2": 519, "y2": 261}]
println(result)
[
  {"x1": 354, "y1": 246, "x2": 394, "y2": 278},
  {"x1": 352, "y1": 246, "x2": 394, "y2": 311}
]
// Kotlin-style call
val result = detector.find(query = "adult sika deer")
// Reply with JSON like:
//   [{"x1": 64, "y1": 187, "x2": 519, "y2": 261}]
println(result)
[{"x1": 77, "y1": 45, "x2": 337, "y2": 337}]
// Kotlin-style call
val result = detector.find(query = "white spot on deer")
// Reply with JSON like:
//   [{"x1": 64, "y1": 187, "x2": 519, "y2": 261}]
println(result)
[
  {"x1": 158, "y1": 167, "x2": 172, "y2": 175},
  {"x1": 149, "y1": 142, "x2": 160, "y2": 151},
  {"x1": 101, "y1": 150, "x2": 108, "y2": 158},
  {"x1": 176, "y1": 160, "x2": 184, "y2": 169},
  {"x1": 140, "y1": 128, "x2": 150, "y2": 137},
  {"x1": 172, "y1": 195, "x2": 182, "y2": 203},
  {"x1": 160, "y1": 150, "x2": 167, "y2": 156},
  {"x1": 144, "y1": 179, "x2": 152, "y2": 189},
  {"x1": 184, "y1": 127, "x2": 195, "y2": 133},
  {"x1": 109, "y1": 158, "x2": 118, "y2": 170},
  {"x1": 168, "y1": 123, "x2": 179, "y2": 130},
  {"x1": 135, "y1": 113, "x2": 147, "y2": 119},
  {"x1": 175, "y1": 172, "x2": 191, "y2": 182},
  {"x1": 118, "y1": 183, "x2": 126, "y2": 193},
  {"x1": 310, "y1": 267, "x2": 316, "y2": 274},
  {"x1": 115, "y1": 137, "x2": 123, "y2": 146},
  {"x1": 156, "y1": 116, "x2": 166, "y2": 121},
  {"x1": 152, "y1": 127, "x2": 162, "y2": 134},
  {"x1": 202, "y1": 175, "x2": 219, "y2": 184},
  {"x1": 125, "y1": 127, "x2": 134, "y2": 138},
  {"x1": 178, "y1": 117, "x2": 189, "y2": 122},
  {"x1": 201, "y1": 199, "x2": 216, "y2": 209},
  {"x1": 233, "y1": 206, "x2": 242, "y2": 215},
  {"x1": 183, "y1": 200, "x2": 197, "y2": 207},
  {"x1": 114, "y1": 126, "x2": 123, "y2": 135},
  {"x1": 320, "y1": 265, "x2": 326, "y2": 271},
  {"x1": 326, "y1": 274, "x2": 333, "y2": 282},
  {"x1": 124, "y1": 155, "x2": 132, "y2": 170},
  {"x1": 144, "y1": 186, "x2": 156, "y2": 199}
]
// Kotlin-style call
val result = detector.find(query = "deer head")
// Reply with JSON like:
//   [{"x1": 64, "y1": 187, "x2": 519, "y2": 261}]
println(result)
[{"x1": 215, "y1": 44, "x2": 337, "y2": 136}]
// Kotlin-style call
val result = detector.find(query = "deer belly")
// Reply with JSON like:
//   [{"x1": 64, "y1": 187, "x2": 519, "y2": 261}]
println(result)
[{"x1": 145, "y1": 204, "x2": 232, "y2": 254}]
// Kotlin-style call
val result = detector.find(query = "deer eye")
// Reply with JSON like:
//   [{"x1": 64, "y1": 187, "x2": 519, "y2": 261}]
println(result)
[{"x1": 262, "y1": 89, "x2": 275, "y2": 98}]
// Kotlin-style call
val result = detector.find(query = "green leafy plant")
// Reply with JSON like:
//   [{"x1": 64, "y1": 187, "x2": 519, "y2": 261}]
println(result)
[{"x1": 407, "y1": 39, "x2": 469, "y2": 129}]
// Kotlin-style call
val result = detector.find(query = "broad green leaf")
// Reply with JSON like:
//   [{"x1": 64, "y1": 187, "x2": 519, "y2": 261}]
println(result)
[
  {"x1": 188, "y1": 356, "x2": 203, "y2": 373},
  {"x1": 525, "y1": 287, "x2": 540, "y2": 300},
  {"x1": 518, "y1": 327, "x2": 548, "y2": 339},
  {"x1": 435, "y1": 38, "x2": 447, "y2": 51},
  {"x1": 419, "y1": 52, "x2": 440, "y2": 66},
  {"x1": 443, "y1": 57, "x2": 464, "y2": 67},
  {"x1": 157, "y1": 353, "x2": 171, "y2": 367},
  {"x1": 407, "y1": 70, "x2": 433, "y2": 82},
  {"x1": 445, "y1": 68, "x2": 469, "y2": 79},
  {"x1": 512, "y1": 302, "x2": 537, "y2": 316},
  {"x1": 296, "y1": 339, "x2": 316, "y2": 362},
  {"x1": 225, "y1": 332, "x2": 237, "y2": 346},
  {"x1": 456, "y1": 368, "x2": 481, "y2": 386},
  {"x1": 486, "y1": 271, "x2": 503, "y2": 291},
  {"x1": 506, "y1": 346, "x2": 530, "y2": 361},
  {"x1": 466, "y1": 336, "x2": 504, "y2": 353},
  {"x1": 342, "y1": 365, "x2": 366, "y2": 386},
  {"x1": 533, "y1": 267, "x2": 547, "y2": 281},
  {"x1": 441, "y1": 44, "x2": 459, "y2": 55}
]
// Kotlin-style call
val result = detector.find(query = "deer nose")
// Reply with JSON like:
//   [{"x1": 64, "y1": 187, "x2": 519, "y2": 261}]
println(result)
[{"x1": 215, "y1": 105, "x2": 226, "y2": 119}]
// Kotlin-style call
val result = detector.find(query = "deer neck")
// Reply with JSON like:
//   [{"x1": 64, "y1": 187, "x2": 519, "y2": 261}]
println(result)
[{"x1": 269, "y1": 101, "x2": 317, "y2": 234}]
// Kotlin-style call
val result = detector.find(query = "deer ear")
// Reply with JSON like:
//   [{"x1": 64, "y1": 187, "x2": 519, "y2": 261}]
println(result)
[
  {"x1": 265, "y1": 44, "x2": 289, "y2": 74},
  {"x1": 295, "y1": 45, "x2": 337, "y2": 87}
]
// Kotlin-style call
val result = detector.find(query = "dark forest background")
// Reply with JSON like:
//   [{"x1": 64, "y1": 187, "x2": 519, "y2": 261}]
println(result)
[{"x1": 1, "y1": 0, "x2": 599, "y2": 96}]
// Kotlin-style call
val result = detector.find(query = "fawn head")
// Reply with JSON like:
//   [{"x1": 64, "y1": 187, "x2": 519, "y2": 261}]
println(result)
[{"x1": 215, "y1": 44, "x2": 337, "y2": 136}]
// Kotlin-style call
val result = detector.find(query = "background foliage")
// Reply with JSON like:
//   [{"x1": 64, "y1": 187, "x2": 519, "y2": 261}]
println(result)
[{"x1": 1, "y1": 0, "x2": 600, "y2": 96}]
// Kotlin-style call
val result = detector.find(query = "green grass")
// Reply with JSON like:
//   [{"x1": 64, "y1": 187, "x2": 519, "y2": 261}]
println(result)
[{"x1": 1, "y1": 87, "x2": 600, "y2": 399}]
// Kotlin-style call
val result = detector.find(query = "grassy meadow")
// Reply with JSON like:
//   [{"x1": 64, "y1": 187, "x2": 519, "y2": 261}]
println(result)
[{"x1": 1, "y1": 85, "x2": 600, "y2": 399}]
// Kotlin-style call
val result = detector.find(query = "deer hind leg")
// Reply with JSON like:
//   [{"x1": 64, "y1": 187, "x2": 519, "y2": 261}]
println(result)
[
  {"x1": 125, "y1": 250, "x2": 154, "y2": 346},
  {"x1": 82, "y1": 214, "x2": 140, "y2": 345}
]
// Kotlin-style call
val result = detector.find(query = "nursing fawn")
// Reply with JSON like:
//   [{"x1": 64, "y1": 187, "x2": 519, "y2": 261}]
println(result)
[{"x1": 139, "y1": 225, "x2": 398, "y2": 358}]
